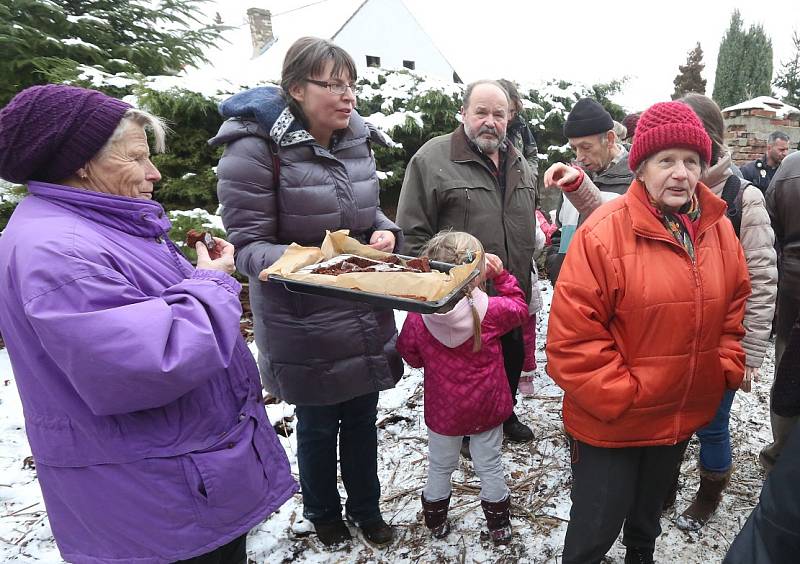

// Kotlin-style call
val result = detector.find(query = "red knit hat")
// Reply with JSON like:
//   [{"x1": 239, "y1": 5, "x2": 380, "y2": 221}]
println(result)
[{"x1": 628, "y1": 101, "x2": 711, "y2": 172}]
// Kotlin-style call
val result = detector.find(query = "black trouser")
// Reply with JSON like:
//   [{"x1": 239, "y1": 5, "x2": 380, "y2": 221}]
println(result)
[
  {"x1": 775, "y1": 290, "x2": 800, "y2": 368},
  {"x1": 295, "y1": 392, "x2": 381, "y2": 525},
  {"x1": 174, "y1": 535, "x2": 246, "y2": 564},
  {"x1": 501, "y1": 329, "x2": 525, "y2": 411},
  {"x1": 562, "y1": 438, "x2": 689, "y2": 564}
]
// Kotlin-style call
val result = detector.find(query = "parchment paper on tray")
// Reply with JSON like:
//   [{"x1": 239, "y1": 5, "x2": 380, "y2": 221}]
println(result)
[{"x1": 259, "y1": 230, "x2": 481, "y2": 310}]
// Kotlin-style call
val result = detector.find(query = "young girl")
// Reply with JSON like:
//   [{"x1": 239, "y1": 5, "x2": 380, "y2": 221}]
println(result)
[{"x1": 396, "y1": 231, "x2": 529, "y2": 544}]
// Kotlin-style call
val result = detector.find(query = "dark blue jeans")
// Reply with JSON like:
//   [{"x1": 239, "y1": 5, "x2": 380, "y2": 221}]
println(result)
[
  {"x1": 696, "y1": 389, "x2": 736, "y2": 473},
  {"x1": 295, "y1": 392, "x2": 381, "y2": 525}
]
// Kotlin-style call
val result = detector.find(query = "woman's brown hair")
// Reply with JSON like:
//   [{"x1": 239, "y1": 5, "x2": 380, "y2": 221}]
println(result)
[
  {"x1": 280, "y1": 36, "x2": 357, "y2": 125},
  {"x1": 679, "y1": 93, "x2": 726, "y2": 166}
]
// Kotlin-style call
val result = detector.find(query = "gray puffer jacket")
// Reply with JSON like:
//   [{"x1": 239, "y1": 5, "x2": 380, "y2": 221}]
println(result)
[{"x1": 210, "y1": 86, "x2": 403, "y2": 406}]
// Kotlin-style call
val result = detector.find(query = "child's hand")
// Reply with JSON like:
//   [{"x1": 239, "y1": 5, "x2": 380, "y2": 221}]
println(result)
[{"x1": 485, "y1": 253, "x2": 503, "y2": 279}]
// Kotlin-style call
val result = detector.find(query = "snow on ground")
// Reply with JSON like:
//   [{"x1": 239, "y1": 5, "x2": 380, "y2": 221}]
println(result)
[{"x1": 0, "y1": 280, "x2": 774, "y2": 563}]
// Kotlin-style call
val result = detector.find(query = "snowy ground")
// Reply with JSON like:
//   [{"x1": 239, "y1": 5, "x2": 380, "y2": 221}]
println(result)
[{"x1": 0, "y1": 281, "x2": 775, "y2": 563}]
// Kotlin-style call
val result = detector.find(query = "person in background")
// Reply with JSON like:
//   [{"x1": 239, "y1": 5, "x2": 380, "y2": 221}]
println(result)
[
  {"x1": 396, "y1": 79, "x2": 538, "y2": 444},
  {"x1": 762, "y1": 150, "x2": 800, "y2": 470},
  {"x1": 613, "y1": 120, "x2": 628, "y2": 143},
  {"x1": 723, "y1": 423, "x2": 800, "y2": 564},
  {"x1": 544, "y1": 98, "x2": 634, "y2": 284},
  {"x1": 547, "y1": 101, "x2": 750, "y2": 564},
  {"x1": 622, "y1": 112, "x2": 641, "y2": 145},
  {"x1": 211, "y1": 36, "x2": 403, "y2": 547},
  {"x1": 671, "y1": 93, "x2": 777, "y2": 529},
  {"x1": 0, "y1": 84, "x2": 296, "y2": 563},
  {"x1": 397, "y1": 231, "x2": 528, "y2": 545},
  {"x1": 741, "y1": 131, "x2": 791, "y2": 193},
  {"x1": 498, "y1": 78, "x2": 539, "y2": 187}
]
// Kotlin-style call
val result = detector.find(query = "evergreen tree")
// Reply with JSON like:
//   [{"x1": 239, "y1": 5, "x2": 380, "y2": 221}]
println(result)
[
  {"x1": 713, "y1": 10, "x2": 745, "y2": 107},
  {"x1": 774, "y1": 31, "x2": 800, "y2": 108},
  {"x1": 672, "y1": 43, "x2": 707, "y2": 99},
  {"x1": 136, "y1": 87, "x2": 225, "y2": 212},
  {"x1": 0, "y1": 0, "x2": 227, "y2": 105},
  {"x1": 713, "y1": 10, "x2": 773, "y2": 108},
  {"x1": 741, "y1": 23, "x2": 773, "y2": 99}
]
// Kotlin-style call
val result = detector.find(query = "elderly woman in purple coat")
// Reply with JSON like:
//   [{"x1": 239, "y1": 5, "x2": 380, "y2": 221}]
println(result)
[{"x1": 0, "y1": 84, "x2": 296, "y2": 563}]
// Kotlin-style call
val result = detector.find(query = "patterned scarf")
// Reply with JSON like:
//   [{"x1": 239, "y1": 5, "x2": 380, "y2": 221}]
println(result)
[{"x1": 648, "y1": 192, "x2": 701, "y2": 260}]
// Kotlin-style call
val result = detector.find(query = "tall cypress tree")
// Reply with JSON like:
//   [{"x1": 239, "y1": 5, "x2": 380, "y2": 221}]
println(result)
[
  {"x1": 713, "y1": 10, "x2": 745, "y2": 107},
  {"x1": 0, "y1": 0, "x2": 227, "y2": 105},
  {"x1": 774, "y1": 31, "x2": 800, "y2": 108},
  {"x1": 672, "y1": 43, "x2": 707, "y2": 99},
  {"x1": 713, "y1": 10, "x2": 773, "y2": 108},
  {"x1": 741, "y1": 23, "x2": 773, "y2": 100}
]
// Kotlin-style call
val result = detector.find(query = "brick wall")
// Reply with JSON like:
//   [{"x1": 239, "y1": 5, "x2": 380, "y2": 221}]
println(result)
[{"x1": 723, "y1": 110, "x2": 800, "y2": 166}]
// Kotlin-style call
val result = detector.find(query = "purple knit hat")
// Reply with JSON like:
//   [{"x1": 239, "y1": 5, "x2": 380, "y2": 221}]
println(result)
[{"x1": 0, "y1": 84, "x2": 131, "y2": 183}]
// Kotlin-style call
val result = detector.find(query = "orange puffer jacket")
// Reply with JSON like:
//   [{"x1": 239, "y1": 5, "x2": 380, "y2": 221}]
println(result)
[{"x1": 546, "y1": 180, "x2": 750, "y2": 448}]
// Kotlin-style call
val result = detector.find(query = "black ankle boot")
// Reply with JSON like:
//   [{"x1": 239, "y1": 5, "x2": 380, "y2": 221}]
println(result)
[
  {"x1": 503, "y1": 413, "x2": 533, "y2": 442},
  {"x1": 314, "y1": 519, "x2": 351, "y2": 546},
  {"x1": 625, "y1": 547, "x2": 654, "y2": 564},
  {"x1": 345, "y1": 514, "x2": 394, "y2": 547},
  {"x1": 421, "y1": 494, "x2": 451, "y2": 538},
  {"x1": 481, "y1": 495, "x2": 512, "y2": 544}
]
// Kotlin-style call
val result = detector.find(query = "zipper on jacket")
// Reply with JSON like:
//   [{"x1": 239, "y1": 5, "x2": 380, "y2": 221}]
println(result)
[
  {"x1": 464, "y1": 189, "x2": 471, "y2": 228},
  {"x1": 674, "y1": 253, "x2": 704, "y2": 443},
  {"x1": 633, "y1": 226, "x2": 711, "y2": 445}
]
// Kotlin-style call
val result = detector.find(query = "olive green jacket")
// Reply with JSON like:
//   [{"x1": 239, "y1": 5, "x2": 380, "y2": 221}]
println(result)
[{"x1": 396, "y1": 125, "x2": 538, "y2": 299}]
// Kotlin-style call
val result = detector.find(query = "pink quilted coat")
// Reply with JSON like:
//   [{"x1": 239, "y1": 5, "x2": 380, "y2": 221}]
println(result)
[{"x1": 397, "y1": 271, "x2": 528, "y2": 436}]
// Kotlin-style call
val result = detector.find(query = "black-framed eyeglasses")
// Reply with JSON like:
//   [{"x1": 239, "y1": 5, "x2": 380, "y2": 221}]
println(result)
[{"x1": 305, "y1": 78, "x2": 358, "y2": 95}]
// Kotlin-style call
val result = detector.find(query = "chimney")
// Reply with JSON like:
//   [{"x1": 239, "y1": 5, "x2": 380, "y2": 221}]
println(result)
[{"x1": 247, "y1": 7, "x2": 275, "y2": 58}]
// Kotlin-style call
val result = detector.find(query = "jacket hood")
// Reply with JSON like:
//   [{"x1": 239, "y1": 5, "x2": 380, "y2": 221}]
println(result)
[
  {"x1": 422, "y1": 287, "x2": 489, "y2": 348},
  {"x1": 703, "y1": 151, "x2": 733, "y2": 196},
  {"x1": 209, "y1": 85, "x2": 371, "y2": 149}
]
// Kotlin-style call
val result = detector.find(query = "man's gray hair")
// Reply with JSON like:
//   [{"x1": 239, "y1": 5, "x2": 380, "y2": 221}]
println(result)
[
  {"x1": 462, "y1": 80, "x2": 510, "y2": 111},
  {"x1": 102, "y1": 108, "x2": 168, "y2": 154},
  {"x1": 769, "y1": 131, "x2": 790, "y2": 144}
]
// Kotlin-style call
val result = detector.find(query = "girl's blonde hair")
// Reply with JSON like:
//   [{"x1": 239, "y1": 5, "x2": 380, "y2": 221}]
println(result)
[{"x1": 421, "y1": 230, "x2": 485, "y2": 352}]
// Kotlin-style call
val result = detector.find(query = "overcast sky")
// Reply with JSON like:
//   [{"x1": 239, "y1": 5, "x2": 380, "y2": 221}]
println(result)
[{"x1": 207, "y1": 0, "x2": 799, "y2": 112}]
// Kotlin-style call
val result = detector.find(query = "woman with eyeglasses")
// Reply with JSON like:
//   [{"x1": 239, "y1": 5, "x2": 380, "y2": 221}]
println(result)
[{"x1": 211, "y1": 36, "x2": 403, "y2": 548}]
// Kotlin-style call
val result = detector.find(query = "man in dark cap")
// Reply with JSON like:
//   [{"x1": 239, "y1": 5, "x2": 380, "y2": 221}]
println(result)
[{"x1": 545, "y1": 98, "x2": 634, "y2": 283}]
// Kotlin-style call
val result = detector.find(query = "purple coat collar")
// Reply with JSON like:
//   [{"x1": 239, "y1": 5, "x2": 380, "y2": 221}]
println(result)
[{"x1": 27, "y1": 181, "x2": 172, "y2": 237}]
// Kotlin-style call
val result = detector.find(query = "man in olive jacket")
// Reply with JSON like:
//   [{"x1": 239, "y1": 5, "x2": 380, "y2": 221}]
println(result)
[{"x1": 396, "y1": 80, "x2": 537, "y2": 442}]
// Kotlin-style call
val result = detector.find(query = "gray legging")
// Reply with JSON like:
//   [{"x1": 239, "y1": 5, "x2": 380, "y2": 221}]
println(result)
[{"x1": 424, "y1": 425, "x2": 509, "y2": 503}]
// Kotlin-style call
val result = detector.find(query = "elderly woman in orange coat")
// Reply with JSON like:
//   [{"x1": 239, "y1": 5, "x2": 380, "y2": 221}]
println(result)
[{"x1": 546, "y1": 101, "x2": 750, "y2": 564}]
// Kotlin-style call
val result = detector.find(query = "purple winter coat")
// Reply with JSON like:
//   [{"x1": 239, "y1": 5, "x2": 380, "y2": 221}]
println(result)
[{"x1": 0, "y1": 182, "x2": 297, "y2": 563}]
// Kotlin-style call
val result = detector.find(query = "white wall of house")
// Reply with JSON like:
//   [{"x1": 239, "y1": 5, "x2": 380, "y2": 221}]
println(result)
[{"x1": 333, "y1": 0, "x2": 457, "y2": 80}]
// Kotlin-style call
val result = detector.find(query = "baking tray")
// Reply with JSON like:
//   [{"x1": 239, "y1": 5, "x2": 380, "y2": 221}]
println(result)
[{"x1": 268, "y1": 255, "x2": 480, "y2": 313}]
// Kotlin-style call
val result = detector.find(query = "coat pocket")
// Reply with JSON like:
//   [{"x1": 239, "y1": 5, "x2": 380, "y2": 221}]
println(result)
[
  {"x1": 439, "y1": 181, "x2": 496, "y2": 232},
  {"x1": 181, "y1": 417, "x2": 270, "y2": 526}
]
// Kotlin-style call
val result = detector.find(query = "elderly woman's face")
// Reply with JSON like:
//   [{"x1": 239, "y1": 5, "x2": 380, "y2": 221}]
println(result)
[
  {"x1": 83, "y1": 124, "x2": 161, "y2": 199},
  {"x1": 639, "y1": 148, "x2": 702, "y2": 212}
]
